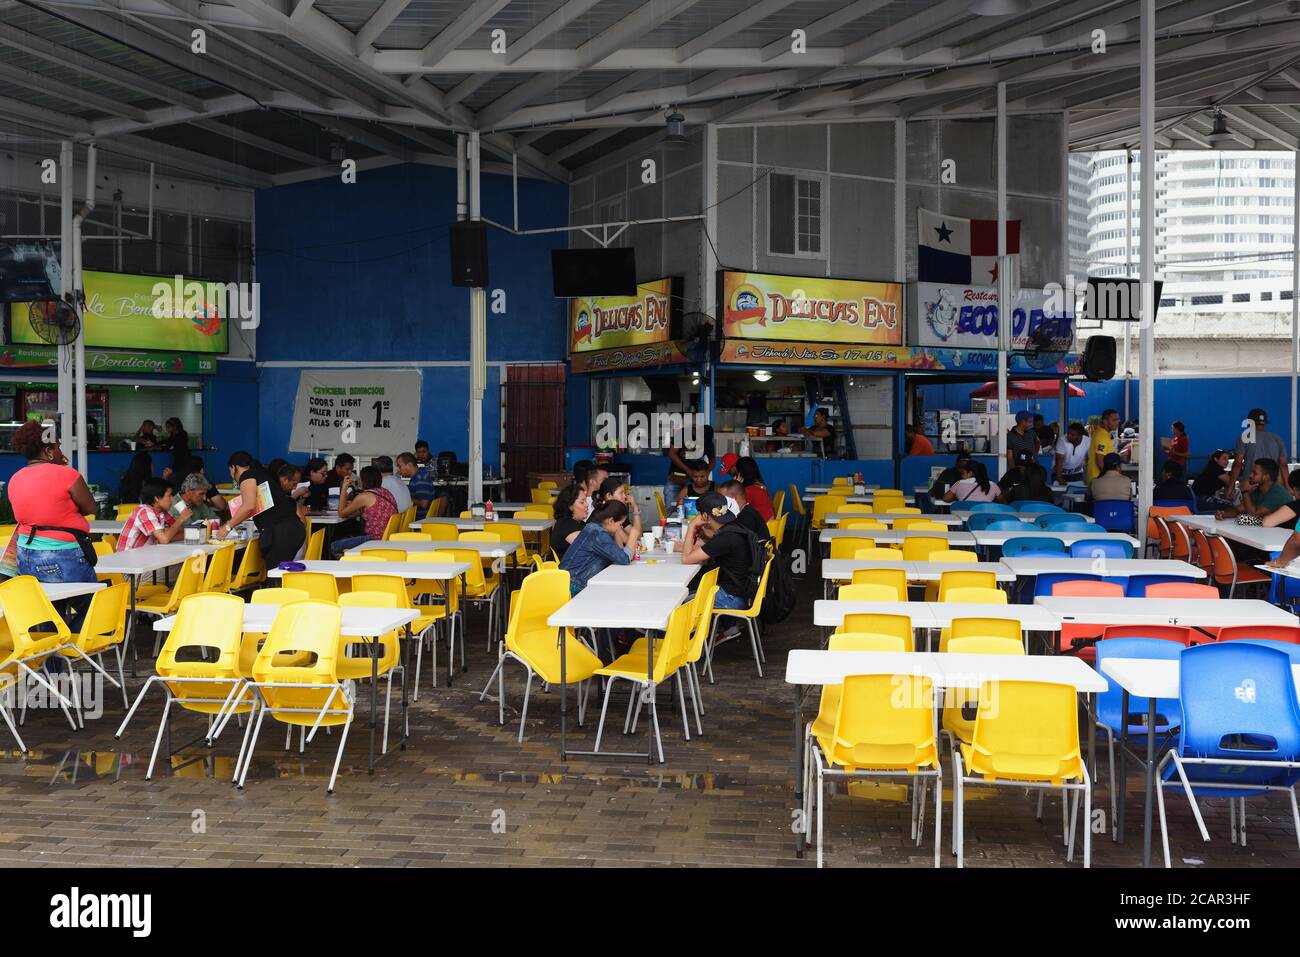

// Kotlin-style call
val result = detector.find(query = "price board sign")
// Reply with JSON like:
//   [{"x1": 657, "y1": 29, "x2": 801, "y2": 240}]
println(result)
[{"x1": 288, "y1": 370, "x2": 421, "y2": 458}]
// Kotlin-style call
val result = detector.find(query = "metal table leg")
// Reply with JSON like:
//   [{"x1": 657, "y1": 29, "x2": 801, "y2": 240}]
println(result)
[
  {"x1": 1117, "y1": 689, "x2": 1129, "y2": 845},
  {"x1": 368, "y1": 636, "x2": 378, "y2": 775},
  {"x1": 401, "y1": 623, "x2": 411, "y2": 749},
  {"x1": 794, "y1": 684, "x2": 805, "y2": 858},
  {"x1": 1142, "y1": 696, "x2": 1156, "y2": 868},
  {"x1": 559, "y1": 625, "x2": 567, "y2": 760}
]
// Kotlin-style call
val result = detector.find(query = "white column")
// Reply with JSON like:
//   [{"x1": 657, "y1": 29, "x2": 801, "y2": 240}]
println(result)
[
  {"x1": 57, "y1": 142, "x2": 73, "y2": 446},
  {"x1": 1292, "y1": 148, "x2": 1298, "y2": 458},
  {"x1": 1124, "y1": 149, "x2": 1133, "y2": 423},
  {"x1": 1138, "y1": 0, "x2": 1156, "y2": 538},
  {"x1": 73, "y1": 143, "x2": 96, "y2": 480},
  {"x1": 702, "y1": 123, "x2": 718, "y2": 430},
  {"x1": 996, "y1": 82, "x2": 1009, "y2": 469},
  {"x1": 895, "y1": 117, "x2": 906, "y2": 283},
  {"x1": 468, "y1": 131, "x2": 485, "y2": 505},
  {"x1": 1059, "y1": 112, "x2": 1069, "y2": 438}
]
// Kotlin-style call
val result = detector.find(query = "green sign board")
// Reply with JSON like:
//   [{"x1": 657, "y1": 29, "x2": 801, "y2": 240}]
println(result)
[
  {"x1": 0, "y1": 344, "x2": 217, "y2": 375},
  {"x1": 9, "y1": 269, "x2": 231, "y2": 353}
]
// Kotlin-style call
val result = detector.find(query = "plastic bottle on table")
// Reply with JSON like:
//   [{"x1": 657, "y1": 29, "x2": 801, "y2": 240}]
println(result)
[{"x1": 484, "y1": 499, "x2": 494, "y2": 522}]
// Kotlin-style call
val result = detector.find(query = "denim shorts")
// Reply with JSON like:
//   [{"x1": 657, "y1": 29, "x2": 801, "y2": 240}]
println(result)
[
  {"x1": 17, "y1": 544, "x2": 98, "y2": 584},
  {"x1": 712, "y1": 587, "x2": 748, "y2": 610}
]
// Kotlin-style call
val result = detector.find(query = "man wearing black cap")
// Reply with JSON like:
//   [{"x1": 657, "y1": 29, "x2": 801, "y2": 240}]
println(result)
[
  {"x1": 680, "y1": 490, "x2": 760, "y2": 610},
  {"x1": 1230, "y1": 408, "x2": 1287, "y2": 497},
  {"x1": 1006, "y1": 410, "x2": 1040, "y2": 471}
]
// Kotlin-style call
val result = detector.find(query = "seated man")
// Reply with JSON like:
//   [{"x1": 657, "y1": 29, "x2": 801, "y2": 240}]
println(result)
[
  {"x1": 1151, "y1": 461, "x2": 1192, "y2": 504},
  {"x1": 679, "y1": 491, "x2": 759, "y2": 611},
  {"x1": 177, "y1": 472, "x2": 221, "y2": 523},
  {"x1": 1089, "y1": 453, "x2": 1132, "y2": 502},
  {"x1": 674, "y1": 458, "x2": 715, "y2": 508},
  {"x1": 717, "y1": 479, "x2": 771, "y2": 546},
  {"x1": 398, "y1": 451, "x2": 435, "y2": 514},
  {"x1": 1215, "y1": 457, "x2": 1289, "y2": 521}
]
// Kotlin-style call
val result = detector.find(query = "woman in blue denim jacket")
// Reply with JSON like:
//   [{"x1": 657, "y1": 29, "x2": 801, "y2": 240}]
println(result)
[{"x1": 559, "y1": 500, "x2": 632, "y2": 595}]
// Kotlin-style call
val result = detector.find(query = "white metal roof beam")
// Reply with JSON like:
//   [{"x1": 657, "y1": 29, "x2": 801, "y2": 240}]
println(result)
[
  {"x1": 41, "y1": 0, "x2": 271, "y2": 30},
  {"x1": 587, "y1": 71, "x2": 657, "y2": 111},
  {"x1": 675, "y1": 0, "x2": 799, "y2": 62},
  {"x1": 842, "y1": 0, "x2": 973, "y2": 65},
  {"x1": 0, "y1": 94, "x2": 89, "y2": 135},
  {"x1": 548, "y1": 126, "x2": 637, "y2": 164},
  {"x1": 355, "y1": 0, "x2": 412, "y2": 52},
  {"x1": 504, "y1": 0, "x2": 601, "y2": 65},
  {"x1": 320, "y1": 118, "x2": 415, "y2": 161},
  {"x1": 757, "y1": 0, "x2": 892, "y2": 62},
  {"x1": 419, "y1": 0, "x2": 515, "y2": 69},
  {"x1": 446, "y1": 74, "x2": 491, "y2": 106},
  {"x1": 957, "y1": 0, "x2": 1132, "y2": 59},
  {"x1": 105, "y1": 133, "x2": 274, "y2": 186},
  {"x1": 1038, "y1": 0, "x2": 1258, "y2": 50},
  {"x1": 191, "y1": 117, "x2": 328, "y2": 166},
  {"x1": 1219, "y1": 105, "x2": 1300, "y2": 147},
  {"x1": 0, "y1": 60, "x2": 150, "y2": 121},
  {"x1": 0, "y1": 21, "x2": 206, "y2": 111}
]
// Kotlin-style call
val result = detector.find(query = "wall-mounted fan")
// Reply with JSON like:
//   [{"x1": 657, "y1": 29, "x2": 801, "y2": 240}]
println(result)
[
  {"x1": 681, "y1": 310, "x2": 714, "y2": 348},
  {"x1": 28, "y1": 297, "x2": 80, "y2": 346},
  {"x1": 1016, "y1": 318, "x2": 1072, "y2": 371}
]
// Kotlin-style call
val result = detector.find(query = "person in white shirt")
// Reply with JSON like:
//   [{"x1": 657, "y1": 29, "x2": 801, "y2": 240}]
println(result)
[
  {"x1": 372, "y1": 455, "x2": 412, "y2": 512},
  {"x1": 1053, "y1": 421, "x2": 1090, "y2": 484}
]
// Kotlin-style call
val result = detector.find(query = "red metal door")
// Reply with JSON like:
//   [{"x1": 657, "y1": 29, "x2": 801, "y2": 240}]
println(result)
[{"x1": 502, "y1": 364, "x2": 565, "y2": 501}]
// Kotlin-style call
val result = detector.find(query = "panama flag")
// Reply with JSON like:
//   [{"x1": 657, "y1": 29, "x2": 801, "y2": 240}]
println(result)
[{"x1": 918, "y1": 209, "x2": 1020, "y2": 285}]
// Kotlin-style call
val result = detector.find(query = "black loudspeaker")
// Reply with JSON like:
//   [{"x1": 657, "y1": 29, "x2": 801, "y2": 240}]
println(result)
[
  {"x1": 449, "y1": 221, "x2": 489, "y2": 287},
  {"x1": 1083, "y1": 336, "x2": 1117, "y2": 382}
]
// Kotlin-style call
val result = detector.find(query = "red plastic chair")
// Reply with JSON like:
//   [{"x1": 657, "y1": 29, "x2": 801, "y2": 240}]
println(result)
[
  {"x1": 1142, "y1": 582, "x2": 1220, "y2": 600},
  {"x1": 1216, "y1": 624, "x2": 1300, "y2": 645},
  {"x1": 1053, "y1": 580, "x2": 1125, "y2": 658}
]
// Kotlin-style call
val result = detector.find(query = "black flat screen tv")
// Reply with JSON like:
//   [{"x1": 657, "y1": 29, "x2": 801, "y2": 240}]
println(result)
[{"x1": 552, "y1": 247, "x2": 637, "y2": 297}]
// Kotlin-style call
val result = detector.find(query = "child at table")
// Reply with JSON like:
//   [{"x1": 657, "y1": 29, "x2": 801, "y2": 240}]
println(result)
[{"x1": 117, "y1": 478, "x2": 193, "y2": 550}]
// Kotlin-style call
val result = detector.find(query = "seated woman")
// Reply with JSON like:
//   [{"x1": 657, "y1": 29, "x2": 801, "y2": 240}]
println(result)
[
  {"x1": 559, "y1": 500, "x2": 632, "y2": 595},
  {"x1": 592, "y1": 476, "x2": 643, "y2": 547},
  {"x1": 117, "y1": 478, "x2": 193, "y2": 550},
  {"x1": 330, "y1": 465, "x2": 400, "y2": 557},
  {"x1": 551, "y1": 484, "x2": 590, "y2": 562},
  {"x1": 943, "y1": 461, "x2": 998, "y2": 504},
  {"x1": 1005, "y1": 461, "x2": 1056, "y2": 504},
  {"x1": 1192, "y1": 448, "x2": 1233, "y2": 512},
  {"x1": 1088, "y1": 453, "x2": 1132, "y2": 502},
  {"x1": 734, "y1": 456, "x2": 774, "y2": 521}
]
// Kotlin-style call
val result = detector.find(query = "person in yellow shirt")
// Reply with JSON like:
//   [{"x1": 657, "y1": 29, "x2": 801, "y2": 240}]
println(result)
[{"x1": 1086, "y1": 409, "x2": 1120, "y2": 484}]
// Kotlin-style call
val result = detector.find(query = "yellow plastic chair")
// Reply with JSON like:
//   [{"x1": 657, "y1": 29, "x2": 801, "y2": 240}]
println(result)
[
  {"x1": 836, "y1": 613, "x2": 913, "y2": 649},
  {"x1": 705, "y1": 557, "x2": 773, "y2": 680},
  {"x1": 92, "y1": 540, "x2": 126, "y2": 588},
  {"x1": 937, "y1": 570, "x2": 998, "y2": 602},
  {"x1": 899, "y1": 536, "x2": 948, "y2": 561},
  {"x1": 530, "y1": 488, "x2": 553, "y2": 505},
  {"x1": 0, "y1": 576, "x2": 86, "y2": 740},
  {"x1": 67, "y1": 581, "x2": 130, "y2": 708},
  {"x1": 423, "y1": 497, "x2": 449, "y2": 520},
  {"x1": 398, "y1": 506, "x2": 416, "y2": 534},
  {"x1": 592, "y1": 601, "x2": 693, "y2": 763},
  {"x1": 484, "y1": 521, "x2": 528, "y2": 565},
  {"x1": 787, "y1": 483, "x2": 806, "y2": 517},
  {"x1": 809, "y1": 492, "x2": 852, "y2": 554},
  {"x1": 380, "y1": 513, "x2": 399, "y2": 540},
  {"x1": 840, "y1": 518, "x2": 886, "y2": 531},
  {"x1": 940, "y1": 616, "x2": 1022, "y2": 652},
  {"x1": 422, "y1": 522, "x2": 459, "y2": 542},
  {"x1": 806, "y1": 668, "x2": 941, "y2": 868},
  {"x1": 115, "y1": 592, "x2": 248, "y2": 778},
  {"x1": 238, "y1": 588, "x2": 312, "y2": 678},
  {"x1": 420, "y1": 550, "x2": 467, "y2": 692},
  {"x1": 654, "y1": 491, "x2": 667, "y2": 523},
  {"x1": 953, "y1": 680, "x2": 1091, "y2": 868},
  {"x1": 897, "y1": 519, "x2": 946, "y2": 533},
  {"x1": 871, "y1": 498, "x2": 906, "y2": 514},
  {"x1": 445, "y1": 543, "x2": 504, "y2": 650},
  {"x1": 836, "y1": 503, "x2": 875, "y2": 516},
  {"x1": 940, "y1": 632, "x2": 1025, "y2": 751},
  {"x1": 230, "y1": 537, "x2": 267, "y2": 592},
  {"x1": 359, "y1": 548, "x2": 407, "y2": 563},
  {"x1": 772, "y1": 489, "x2": 786, "y2": 517},
  {"x1": 281, "y1": 571, "x2": 339, "y2": 603},
  {"x1": 481, "y1": 568, "x2": 602, "y2": 741},
  {"x1": 891, "y1": 506, "x2": 922, "y2": 515},
  {"x1": 838, "y1": 582, "x2": 901, "y2": 602},
  {"x1": 851, "y1": 546, "x2": 890, "y2": 561},
  {"x1": 849, "y1": 566, "x2": 908, "y2": 601},
  {"x1": 115, "y1": 503, "x2": 138, "y2": 521},
  {"x1": 353, "y1": 573, "x2": 447, "y2": 700},
  {"x1": 137, "y1": 552, "x2": 209, "y2": 656},
  {"x1": 923, "y1": 557, "x2": 986, "y2": 601},
  {"x1": 942, "y1": 586, "x2": 1006, "y2": 605},
  {"x1": 236, "y1": 600, "x2": 352, "y2": 792},
  {"x1": 930, "y1": 549, "x2": 978, "y2": 563},
  {"x1": 390, "y1": 532, "x2": 432, "y2": 542},
  {"x1": 200, "y1": 542, "x2": 237, "y2": 594},
  {"x1": 304, "y1": 528, "x2": 325, "y2": 561},
  {"x1": 538, "y1": 481, "x2": 558, "y2": 490},
  {"x1": 338, "y1": 590, "x2": 405, "y2": 753},
  {"x1": 831, "y1": 476, "x2": 852, "y2": 487},
  {"x1": 829, "y1": 536, "x2": 876, "y2": 560}
]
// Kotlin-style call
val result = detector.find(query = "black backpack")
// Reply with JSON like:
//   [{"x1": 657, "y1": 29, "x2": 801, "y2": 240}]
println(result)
[
  {"x1": 761, "y1": 542, "x2": 798, "y2": 625},
  {"x1": 713, "y1": 522, "x2": 765, "y2": 605}
]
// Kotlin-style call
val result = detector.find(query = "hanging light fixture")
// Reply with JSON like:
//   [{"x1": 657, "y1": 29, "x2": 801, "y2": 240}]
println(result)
[
  {"x1": 753, "y1": 369, "x2": 772, "y2": 383},
  {"x1": 1206, "y1": 110, "x2": 1234, "y2": 147},
  {"x1": 663, "y1": 110, "x2": 688, "y2": 150},
  {"x1": 969, "y1": 0, "x2": 1030, "y2": 13}
]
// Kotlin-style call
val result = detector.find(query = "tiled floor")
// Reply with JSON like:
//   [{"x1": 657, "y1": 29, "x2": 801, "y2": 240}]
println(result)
[{"x1": 1, "y1": 571, "x2": 1298, "y2": 868}]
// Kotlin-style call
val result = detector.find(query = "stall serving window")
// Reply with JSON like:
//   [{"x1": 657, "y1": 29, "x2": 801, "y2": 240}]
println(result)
[{"x1": 0, "y1": 380, "x2": 203, "y2": 452}]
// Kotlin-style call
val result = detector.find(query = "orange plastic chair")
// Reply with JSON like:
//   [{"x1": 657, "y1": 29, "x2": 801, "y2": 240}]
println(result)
[
  {"x1": 1217, "y1": 624, "x2": 1300, "y2": 644},
  {"x1": 1052, "y1": 580, "x2": 1125, "y2": 598},
  {"x1": 1142, "y1": 582, "x2": 1220, "y2": 600},
  {"x1": 1207, "y1": 534, "x2": 1271, "y2": 598},
  {"x1": 1146, "y1": 506, "x2": 1190, "y2": 558}
]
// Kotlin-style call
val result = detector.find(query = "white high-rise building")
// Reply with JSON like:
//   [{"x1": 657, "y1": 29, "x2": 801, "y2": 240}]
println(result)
[{"x1": 1073, "y1": 149, "x2": 1297, "y2": 373}]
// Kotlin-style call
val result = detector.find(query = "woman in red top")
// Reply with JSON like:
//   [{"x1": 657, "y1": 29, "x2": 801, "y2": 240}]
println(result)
[
  {"x1": 734, "y1": 456, "x2": 774, "y2": 521},
  {"x1": 330, "y1": 466, "x2": 399, "y2": 557},
  {"x1": 7, "y1": 420, "x2": 97, "y2": 583},
  {"x1": 1164, "y1": 420, "x2": 1189, "y2": 469}
]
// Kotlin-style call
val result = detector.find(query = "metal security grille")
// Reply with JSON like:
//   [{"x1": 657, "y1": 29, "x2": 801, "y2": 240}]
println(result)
[{"x1": 502, "y1": 364, "x2": 565, "y2": 502}]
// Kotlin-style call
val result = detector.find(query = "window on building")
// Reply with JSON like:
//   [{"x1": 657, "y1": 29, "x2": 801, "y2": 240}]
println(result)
[{"x1": 768, "y1": 172, "x2": 824, "y2": 257}]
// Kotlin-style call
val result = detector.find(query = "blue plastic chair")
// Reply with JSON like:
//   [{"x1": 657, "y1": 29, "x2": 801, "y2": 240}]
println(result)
[
  {"x1": 1001, "y1": 536, "x2": 1065, "y2": 557},
  {"x1": 1049, "y1": 523, "x2": 1096, "y2": 535},
  {"x1": 1070, "y1": 539, "x2": 1135, "y2": 560},
  {"x1": 967, "y1": 513, "x2": 1028, "y2": 531},
  {"x1": 1036, "y1": 512, "x2": 1086, "y2": 528},
  {"x1": 965, "y1": 502, "x2": 1014, "y2": 513},
  {"x1": 1016, "y1": 501, "x2": 1065, "y2": 514},
  {"x1": 983, "y1": 518, "x2": 1034, "y2": 532},
  {"x1": 1093, "y1": 500, "x2": 1136, "y2": 533},
  {"x1": 1157, "y1": 642, "x2": 1300, "y2": 866},
  {"x1": 1126, "y1": 573, "x2": 1201, "y2": 597},
  {"x1": 1095, "y1": 636, "x2": 1186, "y2": 837}
]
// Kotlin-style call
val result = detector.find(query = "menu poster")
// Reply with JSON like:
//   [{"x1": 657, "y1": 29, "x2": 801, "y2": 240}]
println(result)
[
  {"x1": 288, "y1": 370, "x2": 421, "y2": 458},
  {"x1": 225, "y1": 483, "x2": 273, "y2": 518}
]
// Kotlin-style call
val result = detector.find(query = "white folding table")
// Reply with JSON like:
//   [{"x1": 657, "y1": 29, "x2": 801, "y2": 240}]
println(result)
[
  {"x1": 951, "y1": 510, "x2": 1095, "y2": 525},
  {"x1": 820, "y1": 559, "x2": 1015, "y2": 584},
  {"x1": 588, "y1": 563, "x2": 699, "y2": 589},
  {"x1": 1002, "y1": 557, "x2": 1206, "y2": 580},
  {"x1": 411, "y1": 517, "x2": 553, "y2": 533},
  {"x1": 1166, "y1": 514, "x2": 1294, "y2": 553},
  {"x1": 547, "y1": 588, "x2": 686, "y2": 762},
  {"x1": 1035, "y1": 596, "x2": 1296, "y2": 628},
  {"x1": 825, "y1": 512, "x2": 962, "y2": 526},
  {"x1": 972, "y1": 529, "x2": 1139, "y2": 552},
  {"x1": 819, "y1": 528, "x2": 977, "y2": 546},
  {"x1": 154, "y1": 603, "x2": 419, "y2": 775},
  {"x1": 804, "y1": 484, "x2": 881, "y2": 496}
]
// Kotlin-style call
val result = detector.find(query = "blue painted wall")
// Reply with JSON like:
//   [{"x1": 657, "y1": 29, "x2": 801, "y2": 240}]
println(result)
[{"x1": 253, "y1": 163, "x2": 570, "y2": 466}]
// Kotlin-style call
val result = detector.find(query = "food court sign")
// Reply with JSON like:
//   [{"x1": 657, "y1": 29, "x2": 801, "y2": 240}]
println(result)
[
  {"x1": 287, "y1": 370, "x2": 421, "y2": 458},
  {"x1": 719, "y1": 270, "x2": 903, "y2": 345},
  {"x1": 0, "y1": 344, "x2": 216, "y2": 374},
  {"x1": 569, "y1": 277, "x2": 680, "y2": 353},
  {"x1": 916, "y1": 282, "x2": 1075, "y2": 351},
  {"x1": 719, "y1": 340, "x2": 1081, "y2": 374}
]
